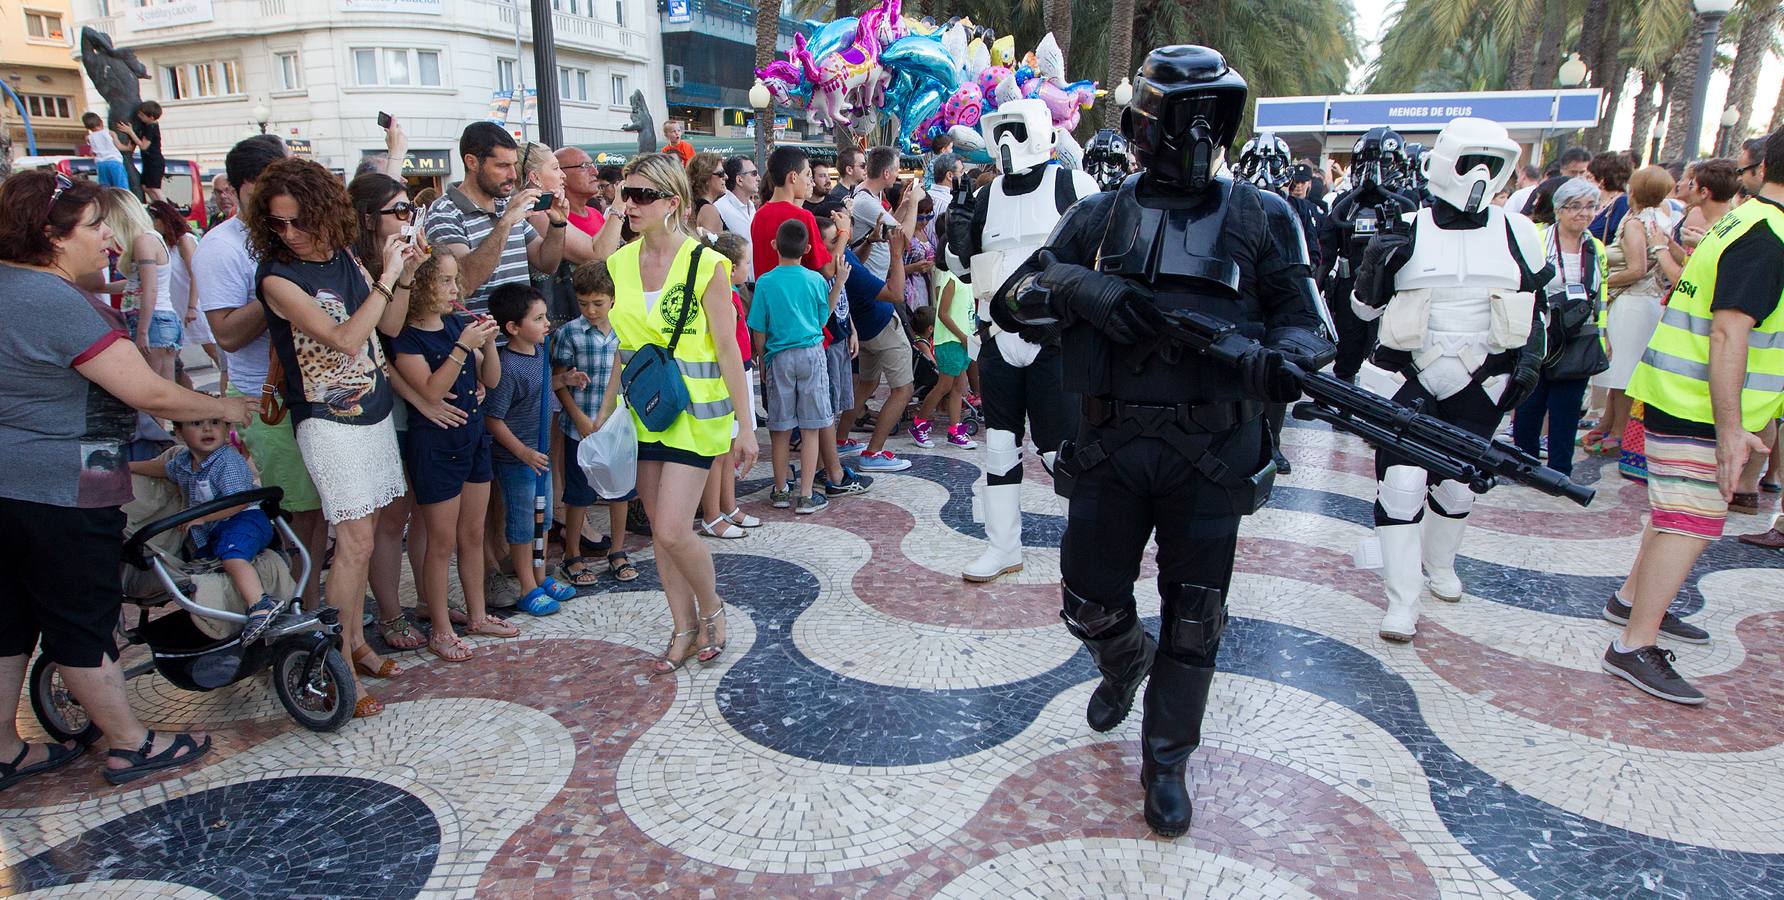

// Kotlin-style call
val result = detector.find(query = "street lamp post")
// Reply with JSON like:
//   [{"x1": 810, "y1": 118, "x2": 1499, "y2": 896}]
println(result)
[
  {"x1": 1554, "y1": 54, "x2": 1587, "y2": 162},
  {"x1": 750, "y1": 80, "x2": 772, "y2": 173},
  {"x1": 1682, "y1": 0, "x2": 1733, "y2": 161},
  {"x1": 1717, "y1": 106, "x2": 1741, "y2": 157},
  {"x1": 252, "y1": 103, "x2": 270, "y2": 134}
]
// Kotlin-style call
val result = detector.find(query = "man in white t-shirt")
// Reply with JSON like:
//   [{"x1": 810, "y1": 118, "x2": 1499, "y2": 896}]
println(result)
[
  {"x1": 849, "y1": 146, "x2": 917, "y2": 279},
  {"x1": 713, "y1": 155, "x2": 759, "y2": 239},
  {"x1": 1505, "y1": 163, "x2": 1543, "y2": 216}
]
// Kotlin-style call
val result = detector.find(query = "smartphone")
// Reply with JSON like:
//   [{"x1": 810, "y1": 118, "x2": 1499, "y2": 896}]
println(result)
[
  {"x1": 376, "y1": 111, "x2": 393, "y2": 129},
  {"x1": 532, "y1": 192, "x2": 555, "y2": 212}
]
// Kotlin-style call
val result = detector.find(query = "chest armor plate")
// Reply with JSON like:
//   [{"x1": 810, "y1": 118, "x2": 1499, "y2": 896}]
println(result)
[{"x1": 1395, "y1": 207, "x2": 1523, "y2": 293}]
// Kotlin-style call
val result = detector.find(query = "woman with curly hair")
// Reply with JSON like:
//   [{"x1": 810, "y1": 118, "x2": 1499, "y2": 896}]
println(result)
[
  {"x1": 686, "y1": 151, "x2": 726, "y2": 238},
  {"x1": 249, "y1": 157, "x2": 419, "y2": 717}
]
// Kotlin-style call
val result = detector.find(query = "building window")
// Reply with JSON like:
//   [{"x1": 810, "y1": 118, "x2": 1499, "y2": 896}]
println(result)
[
  {"x1": 354, "y1": 48, "x2": 445, "y2": 87},
  {"x1": 610, "y1": 74, "x2": 628, "y2": 106},
  {"x1": 558, "y1": 66, "x2": 590, "y2": 102},
  {"x1": 496, "y1": 58, "x2": 517, "y2": 94},
  {"x1": 22, "y1": 94, "x2": 73, "y2": 120},
  {"x1": 157, "y1": 61, "x2": 244, "y2": 100},
  {"x1": 613, "y1": 0, "x2": 625, "y2": 25},
  {"x1": 24, "y1": 9, "x2": 66, "y2": 43},
  {"x1": 276, "y1": 51, "x2": 302, "y2": 91}
]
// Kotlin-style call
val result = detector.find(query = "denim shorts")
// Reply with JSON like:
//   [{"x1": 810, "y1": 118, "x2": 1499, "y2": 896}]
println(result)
[
  {"x1": 494, "y1": 459, "x2": 546, "y2": 545},
  {"x1": 199, "y1": 508, "x2": 275, "y2": 562},
  {"x1": 127, "y1": 309, "x2": 184, "y2": 349},
  {"x1": 562, "y1": 433, "x2": 638, "y2": 507}
]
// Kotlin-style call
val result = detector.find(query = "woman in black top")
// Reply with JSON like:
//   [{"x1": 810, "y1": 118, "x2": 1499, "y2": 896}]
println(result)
[{"x1": 250, "y1": 157, "x2": 417, "y2": 718}]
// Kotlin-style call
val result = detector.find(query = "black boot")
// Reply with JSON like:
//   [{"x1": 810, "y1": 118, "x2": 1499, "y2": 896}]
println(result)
[
  {"x1": 1139, "y1": 654, "x2": 1216, "y2": 838},
  {"x1": 1062, "y1": 585, "x2": 1153, "y2": 733}
]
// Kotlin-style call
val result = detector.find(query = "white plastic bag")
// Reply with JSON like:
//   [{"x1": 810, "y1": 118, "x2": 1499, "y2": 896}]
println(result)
[{"x1": 576, "y1": 399, "x2": 638, "y2": 498}]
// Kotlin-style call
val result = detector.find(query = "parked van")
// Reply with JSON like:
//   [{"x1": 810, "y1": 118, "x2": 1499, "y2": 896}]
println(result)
[{"x1": 12, "y1": 155, "x2": 210, "y2": 231}]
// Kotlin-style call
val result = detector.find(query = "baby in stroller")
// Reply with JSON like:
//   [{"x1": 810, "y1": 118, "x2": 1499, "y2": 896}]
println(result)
[{"x1": 129, "y1": 417, "x2": 283, "y2": 644}]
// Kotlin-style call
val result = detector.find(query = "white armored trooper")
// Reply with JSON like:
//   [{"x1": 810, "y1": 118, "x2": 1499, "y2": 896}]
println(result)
[
  {"x1": 947, "y1": 97, "x2": 1101, "y2": 582},
  {"x1": 1351, "y1": 117, "x2": 1552, "y2": 641}
]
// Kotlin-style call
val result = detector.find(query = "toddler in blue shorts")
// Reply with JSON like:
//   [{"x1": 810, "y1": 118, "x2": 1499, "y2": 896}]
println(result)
[{"x1": 130, "y1": 416, "x2": 281, "y2": 644}]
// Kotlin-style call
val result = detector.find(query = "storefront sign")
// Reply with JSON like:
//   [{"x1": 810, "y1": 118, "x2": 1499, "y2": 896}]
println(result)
[
  {"x1": 362, "y1": 148, "x2": 452, "y2": 176},
  {"x1": 1256, "y1": 89, "x2": 1604, "y2": 133},
  {"x1": 339, "y1": 0, "x2": 443, "y2": 12},
  {"x1": 126, "y1": 0, "x2": 214, "y2": 30},
  {"x1": 667, "y1": 0, "x2": 691, "y2": 23},
  {"x1": 285, "y1": 138, "x2": 314, "y2": 157}
]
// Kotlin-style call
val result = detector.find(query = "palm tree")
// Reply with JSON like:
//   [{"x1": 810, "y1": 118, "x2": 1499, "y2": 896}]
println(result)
[
  {"x1": 1102, "y1": 0, "x2": 1135, "y2": 128},
  {"x1": 1629, "y1": 69, "x2": 1660, "y2": 164},
  {"x1": 1718, "y1": 0, "x2": 1781, "y2": 155},
  {"x1": 755, "y1": 0, "x2": 779, "y2": 166}
]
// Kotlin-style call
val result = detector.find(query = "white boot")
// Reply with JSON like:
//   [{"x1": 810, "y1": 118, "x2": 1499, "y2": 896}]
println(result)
[
  {"x1": 1421, "y1": 512, "x2": 1469, "y2": 602},
  {"x1": 963, "y1": 482, "x2": 1024, "y2": 582},
  {"x1": 1377, "y1": 524, "x2": 1424, "y2": 642}
]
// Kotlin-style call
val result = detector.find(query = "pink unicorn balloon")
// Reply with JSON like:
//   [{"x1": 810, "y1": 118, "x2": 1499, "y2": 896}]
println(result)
[{"x1": 792, "y1": 0, "x2": 907, "y2": 129}]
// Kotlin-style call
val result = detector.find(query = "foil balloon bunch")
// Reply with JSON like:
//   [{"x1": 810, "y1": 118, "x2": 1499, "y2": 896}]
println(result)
[{"x1": 754, "y1": 1, "x2": 1098, "y2": 158}]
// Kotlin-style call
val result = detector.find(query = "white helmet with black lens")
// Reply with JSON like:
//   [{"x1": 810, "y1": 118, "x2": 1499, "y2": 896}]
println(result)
[
  {"x1": 1424, "y1": 117, "x2": 1520, "y2": 214},
  {"x1": 980, "y1": 98, "x2": 1055, "y2": 176}
]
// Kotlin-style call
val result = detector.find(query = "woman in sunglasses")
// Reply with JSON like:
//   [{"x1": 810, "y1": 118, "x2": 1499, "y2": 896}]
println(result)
[
  {"x1": 593, "y1": 153, "x2": 759, "y2": 673},
  {"x1": 347, "y1": 172, "x2": 480, "y2": 652},
  {"x1": 0, "y1": 171, "x2": 255, "y2": 788},
  {"x1": 251, "y1": 158, "x2": 419, "y2": 717}
]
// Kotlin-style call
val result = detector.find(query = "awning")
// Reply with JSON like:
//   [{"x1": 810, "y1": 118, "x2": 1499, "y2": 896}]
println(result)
[{"x1": 575, "y1": 137, "x2": 844, "y2": 165}]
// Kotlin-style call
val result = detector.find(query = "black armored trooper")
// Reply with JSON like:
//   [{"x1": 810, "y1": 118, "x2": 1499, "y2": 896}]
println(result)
[
  {"x1": 998, "y1": 45, "x2": 1335, "y2": 838},
  {"x1": 1319, "y1": 127, "x2": 1421, "y2": 383}
]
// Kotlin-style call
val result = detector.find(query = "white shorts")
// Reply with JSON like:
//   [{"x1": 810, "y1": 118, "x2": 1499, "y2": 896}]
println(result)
[{"x1": 295, "y1": 415, "x2": 406, "y2": 524}]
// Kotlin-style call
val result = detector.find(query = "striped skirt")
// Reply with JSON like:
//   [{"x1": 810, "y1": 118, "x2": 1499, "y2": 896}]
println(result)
[{"x1": 1644, "y1": 427, "x2": 1726, "y2": 539}]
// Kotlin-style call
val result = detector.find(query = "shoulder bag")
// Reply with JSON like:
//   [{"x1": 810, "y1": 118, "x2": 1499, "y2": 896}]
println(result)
[{"x1": 620, "y1": 244, "x2": 706, "y2": 433}]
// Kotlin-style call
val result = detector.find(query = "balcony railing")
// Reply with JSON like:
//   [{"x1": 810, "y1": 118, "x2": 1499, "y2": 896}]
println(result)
[{"x1": 484, "y1": 0, "x2": 650, "y2": 59}]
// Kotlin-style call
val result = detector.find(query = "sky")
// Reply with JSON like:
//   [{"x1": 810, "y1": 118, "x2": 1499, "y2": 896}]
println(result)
[{"x1": 1343, "y1": 0, "x2": 1782, "y2": 153}]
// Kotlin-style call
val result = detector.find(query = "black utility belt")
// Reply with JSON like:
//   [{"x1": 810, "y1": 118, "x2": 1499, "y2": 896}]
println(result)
[{"x1": 1080, "y1": 396, "x2": 1262, "y2": 435}]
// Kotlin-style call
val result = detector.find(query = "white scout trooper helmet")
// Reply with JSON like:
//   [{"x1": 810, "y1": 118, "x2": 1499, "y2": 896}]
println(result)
[
  {"x1": 1423, "y1": 116, "x2": 1521, "y2": 214},
  {"x1": 980, "y1": 97, "x2": 1056, "y2": 176}
]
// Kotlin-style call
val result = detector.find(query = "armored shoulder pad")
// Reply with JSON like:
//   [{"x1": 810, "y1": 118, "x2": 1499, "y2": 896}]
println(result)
[{"x1": 1502, "y1": 208, "x2": 1546, "y2": 271}]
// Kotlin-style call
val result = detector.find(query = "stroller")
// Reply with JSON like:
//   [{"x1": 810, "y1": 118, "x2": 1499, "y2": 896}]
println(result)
[
  {"x1": 888, "y1": 336, "x2": 983, "y2": 437},
  {"x1": 27, "y1": 486, "x2": 357, "y2": 744}
]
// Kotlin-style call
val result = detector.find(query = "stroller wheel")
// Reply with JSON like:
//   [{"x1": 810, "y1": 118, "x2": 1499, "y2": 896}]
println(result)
[
  {"x1": 963, "y1": 419, "x2": 980, "y2": 437},
  {"x1": 29, "y1": 656, "x2": 101, "y2": 746},
  {"x1": 271, "y1": 640, "x2": 356, "y2": 733}
]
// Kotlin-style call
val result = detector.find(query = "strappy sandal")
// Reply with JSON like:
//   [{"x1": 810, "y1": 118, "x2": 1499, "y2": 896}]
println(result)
[
  {"x1": 103, "y1": 730, "x2": 211, "y2": 785},
  {"x1": 353, "y1": 695, "x2": 383, "y2": 718},
  {"x1": 607, "y1": 551, "x2": 639, "y2": 582},
  {"x1": 352, "y1": 645, "x2": 402, "y2": 679},
  {"x1": 697, "y1": 517, "x2": 746, "y2": 539},
  {"x1": 1597, "y1": 437, "x2": 1622, "y2": 457},
  {"x1": 467, "y1": 616, "x2": 520, "y2": 638},
  {"x1": 377, "y1": 613, "x2": 427, "y2": 651},
  {"x1": 0, "y1": 740, "x2": 81, "y2": 791},
  {"x1": 696, "y1": 602, "x2": 727, "y2": 665},
  {"x1": 561, "y1": 556, "x2": 602, "y2": 587},
  {"x1": 427, "y1": 631, "x2": 474, "y2": 661},
  {"x1": 447, "y1": 596, "x2": 470, "y2": 627},
  {"x1": 723, "y1": 507, "x2": 763, "y2": 529},
  {"x1": 651, "y1": 627, "x2": 699, "y2": 674}
]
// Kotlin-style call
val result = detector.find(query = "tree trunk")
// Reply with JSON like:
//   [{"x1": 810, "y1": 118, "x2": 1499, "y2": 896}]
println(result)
[
  {"x1": 1659, "y1": 33, "x2": 1699, "y2": 163},
  {"x1": 1578, "y1": 0, "x2": 1611, "y2": 82},
  {"x1": 1505, "y1": 15, "x2": 1544, "y2": 90},
  {"x1": 1630, "y1": 69, "x2": 1657, "y2": 165},
  {"x1": 1774, "y1": 69, "x2": 1784, "y2": 133},
  {"x1": 1103, "y1": 0, "x2": 1136, "y2": 127},
  {"x1": 834, "y1": 0, "x2": 854, "y2": 21},
  {"x1": 1044, "y1": 0, "x2": 1074, "y2": 59},
  {"x1": 1532, "y1": 0, "x2": 1566, "y2": 90},
  {"x1": 1720, "y1": 0, "x2": 1780, "y2": 155},
  {"x1": 755, "y1": 0, "x2": 778, "y2": 167}
]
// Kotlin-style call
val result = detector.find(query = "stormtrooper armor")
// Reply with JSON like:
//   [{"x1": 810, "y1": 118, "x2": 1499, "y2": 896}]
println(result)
[
  {"x1": 1236, "y1": 131, "x2": 1291, "y2": 191},
  {"x1": 1318, "y1": 127, "x2": 1420, "y2": 382},
  {"x1": 1000, "y1": 45, "x2": 1334, "y2": 839},
  {"x1": 948, "y1": 97, "x2": 1101, "y2": 584},
  {"x1": 1085, "y1": 128, "x2": 1135, "y2": 192},
  {"x1": 1351, "y1": 117, "x2": 1550, "y2": 642}
]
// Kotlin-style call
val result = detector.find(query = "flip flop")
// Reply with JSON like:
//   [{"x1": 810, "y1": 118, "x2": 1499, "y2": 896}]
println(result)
[
  {"x1": 0, "y1": 741, "x2": 82, "y2": 791},
  {"x1": 103, "y1": 731, "x2": 211, "y2": 786}
]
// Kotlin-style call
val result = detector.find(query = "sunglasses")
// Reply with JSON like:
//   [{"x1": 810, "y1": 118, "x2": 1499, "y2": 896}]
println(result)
[
  {"x1": 265, "y1": 214, "x2": 304, "y2": 233},
  {"x1": 379, "y1": 201, "x2": 417, "y2": 221},
  {"x1": 1738, "y1": 163, "x2": 1760, "y2": 176},
  {"x1": 44, "y1": 172, "x2": 74, "y2": 214},
  {"x1": 620, "y1": 186, "x2": 675, "y2": 205}
]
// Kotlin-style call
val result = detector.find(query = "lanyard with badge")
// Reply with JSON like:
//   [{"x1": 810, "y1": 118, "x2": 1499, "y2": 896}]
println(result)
[{"x1": 1547, "y1": 229, "x2": 1592, "y2": 330}]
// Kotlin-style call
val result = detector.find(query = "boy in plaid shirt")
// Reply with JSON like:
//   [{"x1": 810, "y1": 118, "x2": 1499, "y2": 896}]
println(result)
[{"x1": 551, "y1": 261, "x2": 638, "y2": 584}]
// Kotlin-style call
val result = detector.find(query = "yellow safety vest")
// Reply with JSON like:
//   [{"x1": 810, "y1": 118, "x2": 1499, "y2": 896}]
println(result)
[
  {"x1": 609, "y1": 236, "x2": 736, "y2": 456},
  {"x1": 1627, "y1": 197, "x2": 1784, "y2": 432}
]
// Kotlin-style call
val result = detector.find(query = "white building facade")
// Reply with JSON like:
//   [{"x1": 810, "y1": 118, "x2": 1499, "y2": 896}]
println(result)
[{"x1": 72, "y1": 0, "x2": 665, "y2": 188}]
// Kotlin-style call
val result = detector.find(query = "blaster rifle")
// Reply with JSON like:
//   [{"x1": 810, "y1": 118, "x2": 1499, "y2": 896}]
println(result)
[{"x1": 1152, "y1": 308, "x2": 1595, "y2": 507}]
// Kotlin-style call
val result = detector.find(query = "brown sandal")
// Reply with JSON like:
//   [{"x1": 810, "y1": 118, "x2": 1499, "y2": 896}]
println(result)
[
  {"x1": 377, "y1": 613, "x2": 427, "y2": 651},
  {"x1": 352, "y1": 645, "x2": 402, "y2": 679},
  {"x1": 353, "y1": 695, "x2": 383, "y2": 718},
  {"x1": 1730, "y1": 491, "x2": 1762, "y2": 515},
  {"x1": 467, "y1": 616, "x2": 520, "y2": 638},
  {"x1": 427, "y1": 632, "x2": 474, "y2": 662}
]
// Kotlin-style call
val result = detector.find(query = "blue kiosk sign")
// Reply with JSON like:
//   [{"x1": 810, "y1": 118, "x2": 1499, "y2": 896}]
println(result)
[{"x1": 1255, "y1": 88, "x2": 1603, "y2": 159}]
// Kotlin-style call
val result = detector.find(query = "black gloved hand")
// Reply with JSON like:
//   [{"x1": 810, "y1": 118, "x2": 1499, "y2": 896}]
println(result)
[
  {"x1": 1354, "y1": 231, "x2": 1412, "y2": 309},
  {"x1": 1237, "y1": 346, "x2": 1305, "y2": 403},
  {"x1": 1037, "y1": 251, "x2": 1159, "y2": 344}
]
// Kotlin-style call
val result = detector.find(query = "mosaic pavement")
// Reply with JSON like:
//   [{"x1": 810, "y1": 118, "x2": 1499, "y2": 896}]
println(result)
[{"x1": 5, "y1": 419, "x2": 1784, "y2": 899}]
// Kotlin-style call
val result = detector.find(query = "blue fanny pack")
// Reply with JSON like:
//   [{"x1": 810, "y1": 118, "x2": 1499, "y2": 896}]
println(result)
[{"x1": 621, "y1": 246, "x2": 704, "y2": 433}]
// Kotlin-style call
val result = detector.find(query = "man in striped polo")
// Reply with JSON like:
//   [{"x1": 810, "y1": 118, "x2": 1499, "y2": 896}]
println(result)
[
  {"x1": 1607, "y1": 129, "x2": 1784, "y2": 706},
  {"x1": 426, "y1": 122, "x2": 567, "y2": 316}
]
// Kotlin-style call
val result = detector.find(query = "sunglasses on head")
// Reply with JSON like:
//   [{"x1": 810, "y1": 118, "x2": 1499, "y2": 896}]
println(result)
[
  {"x1": 621, "y1": 186, "x2": 675, "y2": 205},
  {"x1": 43, "y1": 172, "x2": 74, "y2": 214},
  {"x1": 378, "y1": 201, "x2": 417, "y2": 221}
]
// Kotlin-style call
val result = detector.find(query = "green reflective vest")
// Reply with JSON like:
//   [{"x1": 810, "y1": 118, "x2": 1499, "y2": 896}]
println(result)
[{"x1": 1627, "y1": 198, "x2": 1784, "y2": 432}]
